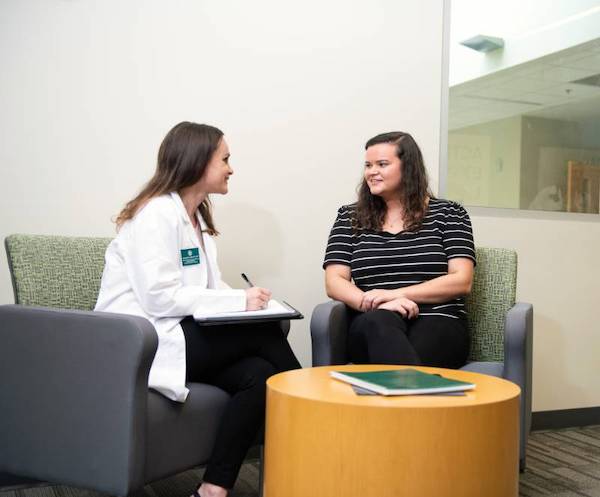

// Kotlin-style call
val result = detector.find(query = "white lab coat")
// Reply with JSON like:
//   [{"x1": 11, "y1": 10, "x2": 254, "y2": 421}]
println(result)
[{"x1": 95, "y1": 192, "x2": 246, "y2": 402}]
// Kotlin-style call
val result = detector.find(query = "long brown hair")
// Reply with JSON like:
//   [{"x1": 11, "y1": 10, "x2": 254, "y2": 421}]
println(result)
[
  {"x1": 353, "y1": 131, "x2": 432, "y2": 232},
  {"x1": 115, "y1": 121, "x2": 223, "y2": 235}
]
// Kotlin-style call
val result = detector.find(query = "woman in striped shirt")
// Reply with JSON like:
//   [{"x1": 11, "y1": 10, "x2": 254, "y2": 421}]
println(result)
[{"x1": 323, "y1": 131, "x2": 476, "y2": 368}]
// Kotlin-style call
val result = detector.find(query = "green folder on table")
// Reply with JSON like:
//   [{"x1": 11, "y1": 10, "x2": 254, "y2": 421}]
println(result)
[{"x1": 330, "y1": 368, "x2": 475, "y2": 396}]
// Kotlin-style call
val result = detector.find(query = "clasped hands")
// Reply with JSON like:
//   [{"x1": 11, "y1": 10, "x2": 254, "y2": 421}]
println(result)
[{"x1": 360, "y1": 289, "x2": 419, "y2": 319}]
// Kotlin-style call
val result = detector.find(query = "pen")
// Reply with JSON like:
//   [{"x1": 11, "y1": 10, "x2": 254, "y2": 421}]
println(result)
[{"x1": 241, "y1": 273, "x2": 254, "y2": 288}]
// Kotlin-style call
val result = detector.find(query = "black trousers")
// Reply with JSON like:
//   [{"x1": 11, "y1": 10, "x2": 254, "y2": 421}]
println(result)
[
  {"x1": 180, "y1": 317, "x2": 301, "y2": 489},
  {"x1": 347, "y1": 309, "x2": 469, "y2": 369}
]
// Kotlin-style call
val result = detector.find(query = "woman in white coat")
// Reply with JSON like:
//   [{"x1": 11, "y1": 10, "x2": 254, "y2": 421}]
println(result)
[{"x1": 95, "y1": 121, "x2": 300, "y2": 497}]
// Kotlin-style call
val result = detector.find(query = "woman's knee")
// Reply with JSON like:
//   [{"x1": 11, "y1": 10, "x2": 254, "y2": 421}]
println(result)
[
  {"x1": 251, "y1": 324, "x2": 300, "y2": 372},
  {"x1": 239, "y1": 357, "x2": 277, "y2": 390},
  {"x1": 409, "y1": 319, "x2": 469, "y2": 368}
]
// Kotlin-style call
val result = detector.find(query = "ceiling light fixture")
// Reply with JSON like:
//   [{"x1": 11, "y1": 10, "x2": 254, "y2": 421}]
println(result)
[{"x1": 460, "y1": 34, "x2": 504, "y2": 53}]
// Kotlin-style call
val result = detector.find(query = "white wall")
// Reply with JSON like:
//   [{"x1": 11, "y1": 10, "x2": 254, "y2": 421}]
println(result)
[{"x1": 0, "y1": 0, "x2": 446, "y2": 367}]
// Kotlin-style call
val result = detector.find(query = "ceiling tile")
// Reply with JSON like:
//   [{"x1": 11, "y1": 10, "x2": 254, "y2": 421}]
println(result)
[
  {"x1": 449, "y1": 95, "x2": 484, "y2": 111},
  {"x1": 537, "y1": 83, "x2": 600, "y2": 98},
  {"x1": 500, "y1": 76, "x2": 557, "y2": 92},
  {"x1": 468, "y1": 86, "x2": 522, "y2": 99},
  {"x1": 525, "y1": 66, "x2": 597, "y2": 83},
  {"x1": 519, "y1": 92, "x2": 570, "y2": 106},
  {"x1": 543, "y1": 49, "x2": 595, "y2": 67},
  {"x1": 558, "y1": 53, "x2": 600, "y2": 71}
]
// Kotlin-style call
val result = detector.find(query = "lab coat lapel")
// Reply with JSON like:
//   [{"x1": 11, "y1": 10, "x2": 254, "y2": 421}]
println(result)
[
  {"x1": 170, "y1": 192, "x2": 200, "y2": 248},
  {"x1": 170, "y1": 192, "x2": 208, "y2": 285},
  {"x1": 197, "y1": 213, "x2": 219, "y2": 285}
]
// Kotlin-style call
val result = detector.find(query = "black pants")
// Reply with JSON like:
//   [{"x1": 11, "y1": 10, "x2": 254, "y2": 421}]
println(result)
[
  {"x1": 180, "y1": 317, "x2": 301, "y2": 489},
  {"x1": 347, "y1": 309, "x2": 469, "y2": 369}
]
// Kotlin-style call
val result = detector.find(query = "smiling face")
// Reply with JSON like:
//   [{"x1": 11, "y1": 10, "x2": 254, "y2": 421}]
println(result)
[
  {"x1": 363, "y1": 143, "x2": 402, "y2": 200},
  {"x1": 198, "y1": 138, "x2": 233, "y2": 195}
]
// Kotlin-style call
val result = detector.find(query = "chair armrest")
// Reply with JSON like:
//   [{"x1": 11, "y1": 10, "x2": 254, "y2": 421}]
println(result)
[
  {"x1": 504, "y1": 302, "x2": 533, "y2": 459},
  {"x1": 310, "y1": 300, "x2": 350, "y2": 366},
  {"x1": 0, "y1": 305, "x2": 157, "y2": 496}
]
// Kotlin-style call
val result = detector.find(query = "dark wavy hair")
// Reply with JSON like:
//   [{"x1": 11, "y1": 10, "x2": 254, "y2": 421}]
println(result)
[
  {"x1": 353, "y1": 131, "x2": 433, "y2": 232},
  {"x1": 115, "y1": 121, "x2": 223, "y2": 235}
]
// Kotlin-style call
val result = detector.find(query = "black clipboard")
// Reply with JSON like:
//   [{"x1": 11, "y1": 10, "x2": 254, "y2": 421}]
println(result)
[{"x1": 194, "y1": 300, "x2": 303, "y2": 326}]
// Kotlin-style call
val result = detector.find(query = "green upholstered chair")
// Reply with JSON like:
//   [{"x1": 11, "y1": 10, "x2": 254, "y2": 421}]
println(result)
[
  {"x1": 310, "y1": 247, "x2": 533, "y2": 471},
  {"x1": 0, "y1": 234, "x2": 284, "y2": 495}
]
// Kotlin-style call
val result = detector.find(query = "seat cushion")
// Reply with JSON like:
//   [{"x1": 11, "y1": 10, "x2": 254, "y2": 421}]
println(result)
[
  {"x1": 145, "y1": 382, "x2": 230, "y2": 483},
  {"x1": 461, "y1": 360, "x2": 504, "y2": 379}
]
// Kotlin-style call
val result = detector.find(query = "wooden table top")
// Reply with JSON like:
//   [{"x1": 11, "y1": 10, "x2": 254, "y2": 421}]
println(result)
[{"x1": 267, "y1": 364, "x2": 520, "y2": 408}]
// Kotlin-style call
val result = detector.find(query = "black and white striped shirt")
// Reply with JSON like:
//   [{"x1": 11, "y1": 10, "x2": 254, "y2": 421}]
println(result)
[{"x1": 323, "y1": 198, "x2": 476, "y2": 320}]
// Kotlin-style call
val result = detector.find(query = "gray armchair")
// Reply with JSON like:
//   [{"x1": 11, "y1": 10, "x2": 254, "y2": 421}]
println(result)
[
  {"x1": 311, "y1": 247, "x2": 533, "y2": 471},
  {"x1": 0, "y1": 234, "x2": 287, "y2": 495}
]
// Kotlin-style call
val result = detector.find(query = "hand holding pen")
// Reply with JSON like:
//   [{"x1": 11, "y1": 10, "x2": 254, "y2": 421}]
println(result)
[{"x1": 241, "y1": 273, "x2": 271, "y2": 311}]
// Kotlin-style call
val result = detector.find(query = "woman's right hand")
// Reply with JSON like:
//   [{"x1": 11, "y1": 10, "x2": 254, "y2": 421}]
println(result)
[{"x1": 245, "y1": 287, "x2": 272, "y2": 311}]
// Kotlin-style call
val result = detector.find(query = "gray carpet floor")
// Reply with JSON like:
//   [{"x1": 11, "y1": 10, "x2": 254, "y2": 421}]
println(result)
[
  {"x1": 2, "y1": 425, "x2": 600, "y2": 497},
  {"x1": 519, "y1": 425, "x2": 600, "y2": 497}
]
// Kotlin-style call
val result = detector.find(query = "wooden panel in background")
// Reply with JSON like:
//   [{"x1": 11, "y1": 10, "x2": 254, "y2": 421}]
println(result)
[{"x1": 567, "y1": 161, "x2": 600, "y2": 213}]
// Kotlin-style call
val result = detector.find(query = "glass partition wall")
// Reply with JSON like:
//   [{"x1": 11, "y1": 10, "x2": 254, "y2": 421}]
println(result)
[{"x1": 447, "y1": 9, "x2": 600, "y2": 214}]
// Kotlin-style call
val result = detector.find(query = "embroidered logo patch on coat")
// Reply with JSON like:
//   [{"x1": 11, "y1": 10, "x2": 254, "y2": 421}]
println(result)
[{"x1": 180, "y1": 248, "x2": 200, "y2": 266}]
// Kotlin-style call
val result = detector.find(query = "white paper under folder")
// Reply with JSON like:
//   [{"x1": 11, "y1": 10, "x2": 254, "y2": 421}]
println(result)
[{"x1": 193, "y1": 299, "x2": 301, "y2": 322}]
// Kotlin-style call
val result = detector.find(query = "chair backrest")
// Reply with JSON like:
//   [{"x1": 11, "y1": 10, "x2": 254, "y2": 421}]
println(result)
[
  {"x1": 465, "y1": 247, "x2": 517, "y2": 362},
  {"x1": 5, "y1": 234, "x2": 112, "y2": 311}
]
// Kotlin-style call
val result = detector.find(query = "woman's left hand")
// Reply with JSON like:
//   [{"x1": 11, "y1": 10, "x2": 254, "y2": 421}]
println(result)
[
  {"x1": 377, "y1": 297, "x2": 419, "y2": 319},
  {"x1": 360, "y1": 289, "x2": 397, "y2": 311}
]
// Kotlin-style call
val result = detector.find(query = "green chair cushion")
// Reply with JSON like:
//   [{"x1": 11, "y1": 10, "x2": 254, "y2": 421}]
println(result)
[
  {"x1": 5, "y1": 234, "x2": 112, "y2": 311},
  {"x1": 465, "y1": 247, "x2": 517, "y2": 362}
]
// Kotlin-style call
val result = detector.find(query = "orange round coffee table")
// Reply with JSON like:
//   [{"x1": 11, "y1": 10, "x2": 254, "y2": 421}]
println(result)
[{"x1": 264, "y1": 365, "x2": 520, "y2": 497}]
